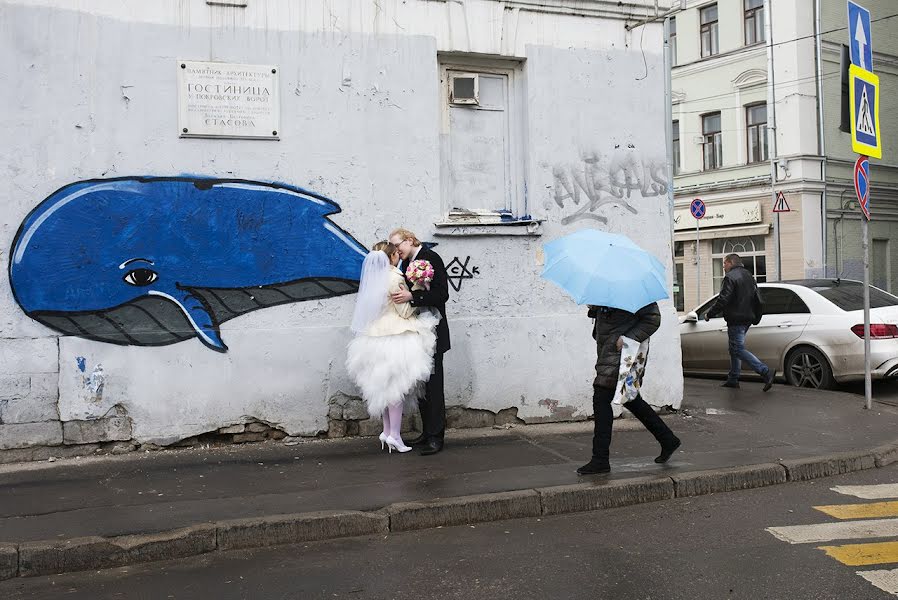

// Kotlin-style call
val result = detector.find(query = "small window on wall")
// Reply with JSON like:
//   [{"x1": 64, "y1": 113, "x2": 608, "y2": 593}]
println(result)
[
  {"x1": 744, "y1": 0, "x2": 766, "y2": 46},
  {"x1": 702, "y1": 112, "x2": 722, "y2": 170},
  {"x1": 673, "y1": 120, "x2": 681, "y2": 175},
  {"x1": 670, "y1": 17, "x2": 678, "y2": 66},
  {"x1": 701, "y1": 4, "x2": 719, "y2": 58},
  {"x1": 712, "y1": 236, "x2": 767, "y2": 293},
  {"x1": 746, "y1": 104, "x2": 768, "y2": 163}
]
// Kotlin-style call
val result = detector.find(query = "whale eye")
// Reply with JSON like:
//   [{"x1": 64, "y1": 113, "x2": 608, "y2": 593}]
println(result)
[{"x1": 123, "y1": 268, "x2": 158, "y2": 286}]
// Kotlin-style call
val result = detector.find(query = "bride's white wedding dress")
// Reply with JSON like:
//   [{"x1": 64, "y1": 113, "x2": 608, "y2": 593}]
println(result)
[{"x1": 346, "y1": 267, "x2": 439, "y2": 415}]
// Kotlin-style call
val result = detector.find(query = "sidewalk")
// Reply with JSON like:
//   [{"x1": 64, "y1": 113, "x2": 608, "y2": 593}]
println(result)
[{"x1": 1, "y1": 378, "x2": 897, "y2": 578}]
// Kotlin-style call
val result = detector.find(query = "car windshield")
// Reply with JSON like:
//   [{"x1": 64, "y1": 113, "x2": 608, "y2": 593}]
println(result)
[{"x1": 810, "y1": 282, "x2": 898, "y2": 311}]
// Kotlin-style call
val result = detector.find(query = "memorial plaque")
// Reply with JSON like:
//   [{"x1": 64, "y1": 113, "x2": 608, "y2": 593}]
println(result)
[{"x1": 177, "y1": 60, "x2": 279, "y2": 140}]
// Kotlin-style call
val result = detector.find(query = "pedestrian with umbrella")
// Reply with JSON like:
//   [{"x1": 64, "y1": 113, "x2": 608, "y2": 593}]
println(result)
[{"x1": 542, "y1": 229, "x2": 681, "y2": 475}]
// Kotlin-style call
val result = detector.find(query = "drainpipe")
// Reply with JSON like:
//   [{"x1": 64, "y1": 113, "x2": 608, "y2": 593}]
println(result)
[
  {"x1": 664, "y1": 17, "x2": 675, "y2": 289},
  {"x1": 815, "y1": 0, "x2": 828, "y2": 277},
  {"x1": 765, "y1": 0, "x2": 780, "y2": 281}
]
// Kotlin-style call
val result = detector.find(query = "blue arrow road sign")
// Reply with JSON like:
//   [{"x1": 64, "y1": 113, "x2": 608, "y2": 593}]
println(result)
[
  {"x1": 690, "y1": 198, "x2": 706, "y2": 219},
  {"x1": 848, "y1": 1, "x2": 873, "y2": 71}
]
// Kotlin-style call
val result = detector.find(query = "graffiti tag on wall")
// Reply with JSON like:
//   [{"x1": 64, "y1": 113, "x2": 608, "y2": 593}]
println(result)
[
  {"x1": 552, "y1": 150, "x2": 668, "y2": 225},
  {"x1": 8, "y1": 177, "x2": 368, "y2": 352},
  {"x1": 446, "y1": 256, "x2": 479, "y2": 292}
]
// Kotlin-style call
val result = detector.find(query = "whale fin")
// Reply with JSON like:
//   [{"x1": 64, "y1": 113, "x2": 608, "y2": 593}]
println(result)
[{"x1": 148, "y1": 287, "x2": 228, "y2": 353}]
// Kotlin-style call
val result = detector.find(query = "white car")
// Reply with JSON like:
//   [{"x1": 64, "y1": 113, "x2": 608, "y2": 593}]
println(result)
[{"x1": 680, "y1": 279, "x2": 898, "y2": 389}]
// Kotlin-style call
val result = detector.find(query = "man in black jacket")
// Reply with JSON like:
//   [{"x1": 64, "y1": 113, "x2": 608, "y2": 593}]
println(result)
[
  {"x1": 390, "y1": 228, "x2": 450, "y2": 456},
  {"x1": 704, "y1": 253, "x2": 773, "y2": 391}
]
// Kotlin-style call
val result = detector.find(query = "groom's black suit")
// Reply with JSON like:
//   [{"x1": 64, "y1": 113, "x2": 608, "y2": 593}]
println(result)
[{"x1": 401, "y1": 246, "x2": 450, "y2": 445}]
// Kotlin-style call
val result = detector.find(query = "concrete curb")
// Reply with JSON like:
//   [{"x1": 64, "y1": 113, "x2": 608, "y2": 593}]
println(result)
[
  {"x1": 386, "y1": 490, "x2": 541, "y2": 532},
  {"x1": 3, "y1": 441, "x2": 898, "y2": 581}
]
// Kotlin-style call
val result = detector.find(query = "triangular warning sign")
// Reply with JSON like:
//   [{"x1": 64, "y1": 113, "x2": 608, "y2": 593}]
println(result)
[
  {"x1": 773, "y1": 191, "x2": 791, "y2": 213},
  {"x1": 857, "y1": 85, "x2": 875, "y2": 136}
]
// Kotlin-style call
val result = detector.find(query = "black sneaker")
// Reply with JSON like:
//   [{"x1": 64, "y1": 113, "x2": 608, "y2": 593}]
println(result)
[
  {"x1": 721, "y1": 381, "x2": 740, "y2": 389},
  {"x1": 655, "y1": 437, "x2": 681, "y2": 464},
  {"x1": 763, "y1": 370, "x2": 774, "y2": 392},
  {"x1": 577, "y1": 460, "x2": 611, "y2": 475}
]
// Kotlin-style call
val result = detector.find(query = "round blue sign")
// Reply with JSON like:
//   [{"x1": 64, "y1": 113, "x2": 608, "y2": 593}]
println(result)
[{"x1": 690, "y1": 198, "x2": 706, "y2": 220}]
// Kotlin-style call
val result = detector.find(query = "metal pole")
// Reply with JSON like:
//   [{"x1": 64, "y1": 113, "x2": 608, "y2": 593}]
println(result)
[
  {"x1": 696, "y1": 218, "x2": 701, "y2": 304},
  {"x1": 765, "y1": 0, "x2": 781, "y2": 281},
  {"x1": 815, "y1": 0, "x2": 828, "y2": 277},
  {"x1": 863, "y1": 215, "x2": 872, "y2": 410}
]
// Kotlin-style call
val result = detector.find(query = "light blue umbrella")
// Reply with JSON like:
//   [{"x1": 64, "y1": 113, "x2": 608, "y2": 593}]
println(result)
[{"x1": 541, "y1": 229, "x2": 668, "y2": 313}]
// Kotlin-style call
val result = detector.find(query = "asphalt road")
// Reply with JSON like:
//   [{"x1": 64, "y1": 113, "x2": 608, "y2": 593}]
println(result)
[{"x1": 6, "y1": 465, "x2": 898, "y2": 600}]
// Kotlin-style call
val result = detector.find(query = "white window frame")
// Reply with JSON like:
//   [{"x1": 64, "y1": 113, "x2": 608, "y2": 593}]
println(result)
[
  {"x1": 712, "y1": 236, "x2": 767, "y2": 293},
  {"x1": 438, "y1": 57, "x2": 528, "y2": 226}
]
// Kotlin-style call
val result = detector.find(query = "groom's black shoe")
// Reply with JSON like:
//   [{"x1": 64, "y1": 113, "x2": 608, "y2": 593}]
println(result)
[
  {"x1": 419, "y1": 440, "x2": 443, "y2": 456},
  {"x1": 406, "y1": 434, "x2": 428, "y2": 448}
]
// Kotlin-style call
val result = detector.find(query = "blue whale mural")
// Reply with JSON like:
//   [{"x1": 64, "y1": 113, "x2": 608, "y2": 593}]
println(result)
[{"x1": 9, "y1": 177, "x2": 368, "y2": 352}]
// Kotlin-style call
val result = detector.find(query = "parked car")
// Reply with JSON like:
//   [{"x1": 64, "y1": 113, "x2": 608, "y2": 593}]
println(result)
[{"x1": 680, "y1": 279, "x2": 898, "y2": 389}]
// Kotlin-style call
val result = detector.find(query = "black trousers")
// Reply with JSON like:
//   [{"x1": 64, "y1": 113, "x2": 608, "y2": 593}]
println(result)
[
  {"x1": 591, "y1": 385, "x2": 676, "y2": 461},
  {"x1": 419, "y1": 352, "x2": 446, "y2": 442}
]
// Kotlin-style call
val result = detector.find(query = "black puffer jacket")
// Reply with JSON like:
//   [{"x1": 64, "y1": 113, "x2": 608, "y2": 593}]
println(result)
[
  {"x1": 707, "y1": 265, "x2": 762, "y2": 326},
  {"x1": 589, "y1": 302, "x2": 661, "y2": 389}
]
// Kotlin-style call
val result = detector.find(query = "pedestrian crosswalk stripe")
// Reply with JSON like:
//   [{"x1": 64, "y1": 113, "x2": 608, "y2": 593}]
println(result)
[
  {"x1": 766, "y1": 518, "x2": 898, "y2": 544},
  {"x1": 817, "y1": 541, "x2": 898, "y2": 567},
  {"x1": 857, "y1": 568, "x2": 898, "y2": 595},
  {"x1": 815, "y1": 501, "x2": 898, "y2": 520},
  {"x1": 831, "y1": 484, "x2": 898, "y2": 500}
]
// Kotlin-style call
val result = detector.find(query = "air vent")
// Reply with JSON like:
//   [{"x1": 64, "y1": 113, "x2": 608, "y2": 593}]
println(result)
[{"x1": 450, "y1": 74, "x2": 479, "y2": 105}]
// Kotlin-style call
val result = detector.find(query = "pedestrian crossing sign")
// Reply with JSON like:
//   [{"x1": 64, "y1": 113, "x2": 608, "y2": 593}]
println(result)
[{"x1": 849, "y1": 64, "x2": 882, "y2": 159}]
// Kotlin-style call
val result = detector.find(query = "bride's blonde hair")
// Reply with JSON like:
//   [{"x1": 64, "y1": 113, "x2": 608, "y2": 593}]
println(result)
[{"x1": 372, "y1": 240, "x2": 398, "y2": 257}]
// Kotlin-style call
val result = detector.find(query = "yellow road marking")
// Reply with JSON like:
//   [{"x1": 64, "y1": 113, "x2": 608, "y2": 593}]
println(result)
[
  {"x1": 817, "y1": 541, "x2": 898, "y2": 566},
  {"x1": 814, "y1": 501, "x2": 898, "y2": 520}
]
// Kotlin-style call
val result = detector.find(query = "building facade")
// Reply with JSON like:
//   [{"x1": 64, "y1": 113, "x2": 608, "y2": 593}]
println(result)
[
  {"x1": 0, "y1": 0, "x2": 682, "y2": 454},
  {"x1": 671, "y1": 0, "x2": 898, "y2": 313}
]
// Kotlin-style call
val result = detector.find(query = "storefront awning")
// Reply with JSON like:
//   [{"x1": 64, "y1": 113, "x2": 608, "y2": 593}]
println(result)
[{"x1": 673, "y1": 223, "x2": 771, "y2": 242}]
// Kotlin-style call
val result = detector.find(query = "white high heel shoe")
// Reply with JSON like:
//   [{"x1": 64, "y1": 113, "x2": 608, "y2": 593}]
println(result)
[
  {"x1": 379, "y1": 432, "x2": 388, "y2": 450},
  {"x1": 385, "y1": 435, "x2": 412, "y2": 453}
]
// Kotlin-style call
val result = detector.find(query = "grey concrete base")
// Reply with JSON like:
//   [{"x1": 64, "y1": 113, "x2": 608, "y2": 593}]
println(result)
[
  {"x1": 217, "y1": 511, "x2": 387, "y2": 551},
  {"x1": 539, "y1": 477, "x2": 674, "y2": 515},
  {"x1": 17, "y1": 525, "x2": 216, "y2": 578},
  {"x1": 386, "y1": 490, "x2": 541, "y2": 532},
  {"x1": 780, "y1": 451, "x2": 877, "y2": 482},
  {"x1": 0, "y1": 545, "x2": 17, "y2": 581},
  {"x1": 672, "y1": 464, "x2": 787, "y2": 497},
  {"x1": 873, "y1": 442, "x2": 898, "y2": 468}
]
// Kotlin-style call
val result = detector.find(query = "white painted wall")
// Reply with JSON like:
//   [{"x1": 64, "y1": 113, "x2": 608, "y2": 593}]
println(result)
[{"x1": 0, "y1": 0, "x2": 682, "y2": 446}]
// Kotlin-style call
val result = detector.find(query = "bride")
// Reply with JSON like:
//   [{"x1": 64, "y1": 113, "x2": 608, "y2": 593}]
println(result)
[{"x1": 346, "y1": 241, "x2": 440, "y2": 453}]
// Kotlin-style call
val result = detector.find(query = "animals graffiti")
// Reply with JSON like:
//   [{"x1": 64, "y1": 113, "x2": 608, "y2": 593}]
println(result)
[
  {"x1": 446, "y1": 256, "x2": 479, "y2": 292},
  {"x1": 9, "y1": 177, "x2": 368, "y2": 352},
  {"x1": 552, "y1": 150, "x2": 668, "y2": 225}
]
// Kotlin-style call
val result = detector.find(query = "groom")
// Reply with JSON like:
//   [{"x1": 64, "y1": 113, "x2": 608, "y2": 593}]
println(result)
[{"x1": 389, "y1": 228, "x2": 450, "y2": 456}]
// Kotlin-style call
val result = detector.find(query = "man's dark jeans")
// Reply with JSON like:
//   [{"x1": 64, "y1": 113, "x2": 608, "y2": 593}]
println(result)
[{"x1": 727, "y1": 324, "x2": 769, "y2": 383}]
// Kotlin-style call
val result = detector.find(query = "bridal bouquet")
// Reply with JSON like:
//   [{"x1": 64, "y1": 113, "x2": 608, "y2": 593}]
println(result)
[{"x1": 406, "y1": 259, "x2": 435, "y2": 291}]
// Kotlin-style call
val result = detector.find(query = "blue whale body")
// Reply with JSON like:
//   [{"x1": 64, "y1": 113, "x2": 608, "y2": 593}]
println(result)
[{"x1": 9, "y1": 177, "x2": 368, "y2": 352}]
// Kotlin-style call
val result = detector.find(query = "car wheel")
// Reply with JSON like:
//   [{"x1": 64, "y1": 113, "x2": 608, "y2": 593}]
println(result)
[{"x1": 785, "y1": 346, "x2": 835, "y2": 390}]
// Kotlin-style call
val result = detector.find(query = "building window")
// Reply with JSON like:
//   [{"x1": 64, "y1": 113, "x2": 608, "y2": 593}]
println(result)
[
  {"x1": 873, "y1": 239, "x2": 890, "y2": 292},
  {"x1": 670, "y1": 17, "x2": 678, "y2": 66},
  {"x1": 674, "y1": 242, "x2": 685, "y2": 312},
  {"x1": 746, "y1": 103, "x2": 768, "y2": 163},
  {"x1": 744, "y1": 0, "x2": 766, "y2": 46},
  {"x1": 672, "y1": 120, "x2": 681, "y2": 175},
  {"x1": 712, "y1": 236, "x2": 767, "y2": 292},
  {"x1": 702, "y1": 112, "x2": 722, "y2": 170},
  {"x1": 700, "y1": 4, "x2": 719, "y2": 58},
  {"x1": 440, "y1": 61, "x2": 524, "y2": 218}
]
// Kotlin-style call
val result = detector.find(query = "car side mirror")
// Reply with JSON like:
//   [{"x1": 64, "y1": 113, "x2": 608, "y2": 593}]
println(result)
[{"x1": 684, "y1": 311, "x2": 698, "y2": 323}]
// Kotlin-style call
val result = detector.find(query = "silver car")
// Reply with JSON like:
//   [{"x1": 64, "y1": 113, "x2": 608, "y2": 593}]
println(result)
[{"x1": 680, "y1": 279, "x2": 898, "y2": 389}]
